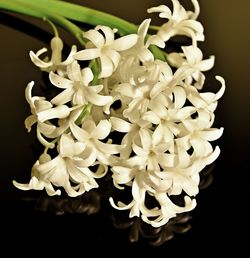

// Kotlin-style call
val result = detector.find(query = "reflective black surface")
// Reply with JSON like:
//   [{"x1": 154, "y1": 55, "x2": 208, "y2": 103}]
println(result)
[{"x1": 0, "y1": 0, "x2": 249, "y2": 255}]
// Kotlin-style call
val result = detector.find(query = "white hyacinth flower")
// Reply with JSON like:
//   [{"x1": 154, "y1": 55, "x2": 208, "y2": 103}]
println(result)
[
  {"x1": 30, "y1": 36, "x2": 77, "y2": 75},
  {"x1": 13, "y1": 0, "x2": 225, "y2": 229},
  {"x1": 148, "y1": 0, "x2": 204, "y2": 47},
  {"x1": 70, "y1": 119, "x2": 123, "y2": 165},
  {"x1": 123, "y1": 19, "x2": 154, "y2": 62},
  {"x1": 49, "y1": 61, "x2": 113, "y2": 108},
  {"x1": 24, "y1": 81, "x2": 70, "y2": 148},
  {"x1": 74, "y1": 25, "x2": 138, "y2": 78},
  {"x1": 142, "y1": 194, "x2": 196, "y2": 227},
  {"x1": 13, "y1": 134, "x2": 108, "y2": 197},
  {"x1": 110, "y1": 164, "x2": 196, "y2": 227},
  {"x1": 13, "y1": 152, "x2": 84, "y2": 197},
  {"x1": 186, "y1": 76, "x2": 226, "y2": 113},
  {"x1": 168, "y1": 45, "x2": 215, "y2": 89}
]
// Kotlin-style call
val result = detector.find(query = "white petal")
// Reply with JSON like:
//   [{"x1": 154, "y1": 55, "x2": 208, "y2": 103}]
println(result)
[
  {"x1": 149, "y1": 100, "x2": 167, "y2": 118},
  {"x1": 158, "y1": 153, "x2": 176, "y2": 167},
  {"x1": 37, "y1": 105, "x2": 70, "y2": 122},
  {"x1": 61, "y1": 45, "x2": 77, "y2": 65},
  {"x1": 190, "y1": 0, "x2": 200, "y2": 19},
  {"x1": 139, "y1": 129, "x2": 152, "y2": 150},
  {"x1": 67, "y1": 161, "x2": 89, "y2": 182},
  {"x1": 67, "y1": 61, "x2": 82, "y2": 82},
  {"x1": 174, "y1": 107, "x2": 196, "y2": 120},
  {"x1": 152, "y1": 124, "x2": 164, "y2": 146},
  {"x1": 44, "y1": 182, "x2": 62, "y2": 196},
  {"x1": 38, "y1": 121, "x2": 56, "y2": 135},
  {"x1": 112, "y1": 34, "x2": 138, "y2": 51},
  {"x1": 147, "y1": 5, "x2": 171, "y2": 17},
  {"x1": 110, "y1": 117, "x2": 133, "y2": 133},
  {"x1": 182, "y1": 45, "x2": 202, "y2": 64},
  {"x1": 138, "y1": 19, "x2": 151, "y2": 40},
  {"x1": 13, "y1": 177, "x2": 44, "y2": 191},
  {"x1": 86, "y1": 87, "x2": 113, "y2": 106},
  {"x1": 142, "y1": 111, "x2": 160, "y2": 124},
  {"x1": 106, "y1": 49, "x2": 120, "y2": 70},
  {"x1": 25, "y1": 81, "x2": 35, "y2": 107},
  {"x1": 25, "y1": 115, "x2": 37, "y2": 132},
  {"x1": 35, "y1": 155, "x2": 61, "y2": 175},
  {"x1": 81, "y1": 67, "x2": 94, "y2": 86},
  {"x1": 197, "y1": 127, "x2": 224, "y2": 141},
  {"x1": 132, "y1": 143, "x2": 149, "y2": 157},
  {"x1": 99, "y1": 55, "x2": 113, "y2": 78},
  {"x1": 36, "y1": 129, "x2": 55, "y2": 148},
  {"x1": 83, "y1": 29, "x2": 105, "y2": 48},
  {"x1": 70, "y1": 122, "x2": 89, "y2": 142},
  {"x1": 191, "y1": 138, "x2": 212, "y2": 157},
  {"x1": 51, "y1": 87, "x2": 75, "y2": 105},
  {"x1": 215, "y1": 76, "x2": 226, "y2": 100},
  {"x1": 97, "y1": 25, "x2": 115, "y2": 45},
  {"x1": 112, "y1": 167, "x2": 135, "y2": 187},
  {"x1": 147, "y1": 35, "x2": 165, "y2": 48},
  {"x1": 202, "y1": 146, "x2": 221, "y2": 165},
  {"x1": 29, "y1": 50, "x2": 51, "y2": 68},
  {"x1": 34, "y1": 99, "x2": 52, "y2": 112},
  {"x1": 198, "y1": 56, "x2": 215, "y2": 71},
  {"x1": 109, "y1": 197, "x2": 134, "y2": 211},
  {"x1": 96, "y1": 140, "x2": 122, "y2": 154},
  {"x1": 74, "y1": 147, "x2": 97, "y2": 167},
  {"x1": 115, "y1": 83, "x2": 136, "y2": 98},
  {"x1": 49, "y1": 72, "x2": 73, "y2": 89},
  {"x1": 167, "y1": 52, "x2": 185, "y2": 67},
  {"x1": 173, "y1": 86, "x2": 186, "y2": 108},
  {"x1": 93, "y1": 120, "x2": 111, "y2": 140},
  {"x1": 74, "y1": 48, "x2": 100, "y2": 61},
  {"x1": 59, "y1": 134, "x2": 76, "y2": 158}
]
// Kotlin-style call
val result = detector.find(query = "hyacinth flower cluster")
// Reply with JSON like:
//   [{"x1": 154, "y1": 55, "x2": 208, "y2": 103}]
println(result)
[{"x1": 1, "y1": 0, "x2": 225, "y2": 227}]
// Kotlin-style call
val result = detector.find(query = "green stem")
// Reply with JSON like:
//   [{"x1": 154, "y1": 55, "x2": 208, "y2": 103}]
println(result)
[
  {"x1": 2, "y1": 0, "x2": 166, "y2": 60},
  {"x1": 149, "y1": 25, "x2": 161, "y2": 31},
  {"x1": 75, "y1": 104, "x2": 92, "y2": 126},
  {"x1": 13, "y1": 0, "x2": 138, "y2": 35},
  {"x1": 0, "y1": 0, "x2": 85, "y2": 46},
  {"x1": 44, "y1": 18, "x2": 59, "y2": 37},
  {"x1": 0, "y1": 0, "x2": 166, "y2": 60}
]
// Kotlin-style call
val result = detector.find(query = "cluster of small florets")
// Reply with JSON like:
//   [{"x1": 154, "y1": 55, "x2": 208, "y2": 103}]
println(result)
[{"x1": 14, "y1": 0, "x2": 225, "y2": 227}]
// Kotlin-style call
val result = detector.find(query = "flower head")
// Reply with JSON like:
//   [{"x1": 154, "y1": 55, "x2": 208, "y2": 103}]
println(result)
[
  {"x1": 30, "y1": 36, "x2": 77, "y2": 75},
  {"x1": 12, "y1": 0, "x2": 225, "y2": 229},
  {"x1": 74, "y1": 26, "x2": 138, "y2": 78},
  {"x1": 148, "y1": 0, "x2": 204, "y2": 47},
  {"x1": 49, "y1": 61, "x2": 113, "y2": 108}
]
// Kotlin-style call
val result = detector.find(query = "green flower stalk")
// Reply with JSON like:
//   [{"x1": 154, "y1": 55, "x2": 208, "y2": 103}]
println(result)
[{"x1": 0, "y1": 0, "x2": 165, "y2": 60}]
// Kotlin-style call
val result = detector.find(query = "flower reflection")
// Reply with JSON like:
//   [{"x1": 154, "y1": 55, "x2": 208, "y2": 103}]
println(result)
[
  {"x1": 22, "y1": 164, "x2": 213, "y2": 245},
  {"x1": 111, "y1": 213, "x2": 192, "y2": 246},
  {"x1": 34, "y1": 190, "x2": 101, "y2": 216}
]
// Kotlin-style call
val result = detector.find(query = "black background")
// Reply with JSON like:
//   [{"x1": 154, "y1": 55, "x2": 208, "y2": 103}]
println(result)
[{"x1": 0, "y1": 0, "x2": 249, "y2": 256}]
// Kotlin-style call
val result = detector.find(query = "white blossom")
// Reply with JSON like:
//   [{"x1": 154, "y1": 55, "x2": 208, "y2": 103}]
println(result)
[
  {"x1": 148, "y1": 0, "x2": 204, "y2": 47},
  {"x1": 70, "y1": 118, "x2": 123, "y2": 165},
  {"x1": 74, "y1": 26, "x2": 138, "y2": 78},
  {"x1": 49, "y1": 61, "x2": 113, "y2": 108},
  {"x1": 24, "y1": 81, "x2": 71, "y2": 148},
  {"x1": 30, "y1": 36, "x2": 76, "y2": 75},
  {"x1": 14, "y1": 0, "x2": 225, "y2": 228},
  {"x1": 13, "y1": 134, "x2": 108, "y2": 197},
  {"x1": 168, "y1": 45, "x2": 215, "y2": 89}
]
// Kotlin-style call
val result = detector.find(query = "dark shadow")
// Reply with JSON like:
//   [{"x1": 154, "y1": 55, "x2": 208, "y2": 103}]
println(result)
[{"x1": 0, "y1": 12, "x2": 52, "y2": 44}]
